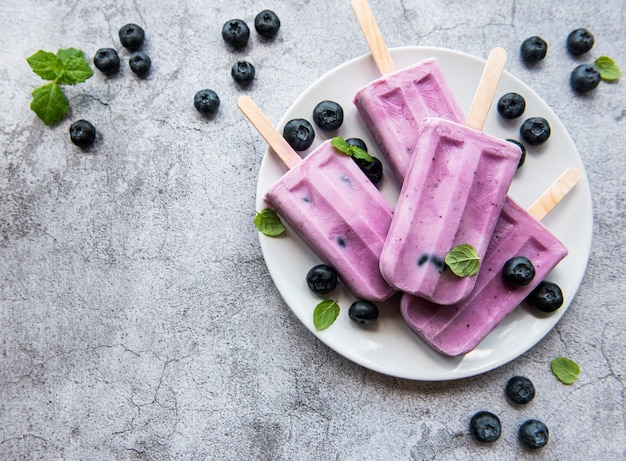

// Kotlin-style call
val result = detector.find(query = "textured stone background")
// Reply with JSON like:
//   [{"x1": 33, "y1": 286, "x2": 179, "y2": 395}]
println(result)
[{"x1": 1, "y1": 0, "x2": 624, "y2": 459}]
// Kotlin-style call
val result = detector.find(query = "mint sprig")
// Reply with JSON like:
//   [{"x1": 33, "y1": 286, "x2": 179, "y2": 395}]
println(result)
[
  {"x1": 26, "y1": 48, "x2": 93, "y2": 125},
  {"x1": 594, "y1": 56, "x2": 621, "y2": 82},
  {"x1": 444, "y1": 244, "x2": 481, "y2": 277},
  {"x1": 331, "y1": 136, "x2": 374, "y2": 163},
  {"x1": 254, "y1": 208, "x2": 286, "y2": 237},
  {"x1": 551, "y1": 357, "x2": 580, "y2": 384},
  {"x1": 313, "y1": 299, "x2": 340, "y2": 330}
]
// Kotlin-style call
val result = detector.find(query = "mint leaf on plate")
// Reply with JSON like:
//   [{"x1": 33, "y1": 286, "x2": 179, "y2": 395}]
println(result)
[
  {"x1": 445, "y1": 244, "x2": 481, "y2": 277},
  {"x1": 551, "y1": 357, "x2": 580, "y2": 384},
  {"x1": 30, "y1": 82, "x2": 69, "y2": 126},
  {"x1": 331, "y1": 136, "x2": 374, "y2": 163},
  {"x1": 594, "y1": 56, "x2": 621, "y2": 82},
  {"x1": 254, "y1": 208, "x2": 286, "y2": 237},
  {"x1": 313, "y1": 299, "x2": 340, "y2": 330}
]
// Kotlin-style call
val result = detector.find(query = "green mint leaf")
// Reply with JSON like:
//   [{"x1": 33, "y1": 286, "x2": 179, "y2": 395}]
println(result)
[
  {"x1": 551, "y1": 357, "x2": 580, "y2": 384},
  {"x1": 57, "y1": 55, "x2": 94, "y2": 85},
  {"x1": 254, "y1": 209, "x2": 286, "y2": 237},
  {"x1": 594, "y1": 56, "x2": 621, "y2": 82},
  {"x1": 56, "y1": 47, "x2": 85, "y2": 63},
  {"x1": 27, "y1": 50, "x2": 62, "y2": 81},
  {"x1": 331, "y1": 136, "x2": 350, "y2": 153},
  {"x1": 30, "y1": 82, "x2": 68, "y2": 125},
  {"x1": 331, "y1": 136, "x2": 374, "y2": 163},
  {"x1": 313, "y1": 299, "x2": 340, "y2": 330},
  {"x1": 444, "y1": 244, "x2": 481, "y2": 277}
]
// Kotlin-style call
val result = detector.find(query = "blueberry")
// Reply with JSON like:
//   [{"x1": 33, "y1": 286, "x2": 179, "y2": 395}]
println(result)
[
  {"x1": 470, "y1": 411, "x2": 501, "y2": 443},
  {"x1": 348, "y1": 300, "x2": 379, "y2": 325},
  {"x1": 194, "y1": 89, "x2": 220, "y2": 116},
  {"x1": 570, "y1": 64, "x2": 601, "y2": 92},
  {"x1": 231, "y1": 60, "x2": 256, "y2": 86},
  {"x1": 129, "y1": 51, "x2": 151, "y2": 76},
  {"x1": 255, "y1": 10, "x2": 281, "y2": 38},
  {"x1": 283, "y1": 118, "x2": 315, "y2": 151},
  {"x1": 119, "y1": 23, "x2": 145, "y2": 51},
  {"x1": 526, "y1": 281, "x2": 564, "y2": 313},
  {"x1": 520, "y1": 117, "x2": 551, "y2": 146},
  {"x1": 306, "y1": 264, "x2": 338, "y2": 294},
  {"x1": 69, "y1": 120, "x2": 96, "y2": 147},
  {"x1": 93, "y1": 48, "x2": 120, "y2": 74},
  {"x1": 518, "y1": 419, "x2": 549, "y2": 449},
  {"x1": 497, "y1": 92, "x2": 526, "y2": 119},
  {"x1": 520, "y1": 36, "x2": 548, "y2": 63},
  {"x1": 567, "y1": 28, "x2": 594, "y2": 56},
  {"x1": 506, "y1": 139, "x2": 526, "y2": 169},
  {"x1": 502, "y1": 256, "x2": 535, "y2": 287},
  {"x1": 222, "y1": 19, "x2": 250, "y2": 49},
  {"x1": 506, "y1": 376, "x2": 536, "y2": 404},
  {"x1": 345, "y1": 138, "x2": 368, "y2": 152},
  {"x1": 312, "y1": 100, "x2": 344, "y2": 131}
]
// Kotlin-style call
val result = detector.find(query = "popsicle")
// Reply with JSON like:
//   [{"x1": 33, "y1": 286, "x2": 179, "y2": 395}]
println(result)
[
  {"x1": 351, "y1": 0, "x2": 465, "y2": 183},
  {"x1": 400, "y1": 167, "x2": 581, "y2": 356},
  {"x1": 379, "y1": 47, "x2": 521, "y2": 305},
  {"x1": 238, "y1": 95, "x2": 396, "y2": 302}
]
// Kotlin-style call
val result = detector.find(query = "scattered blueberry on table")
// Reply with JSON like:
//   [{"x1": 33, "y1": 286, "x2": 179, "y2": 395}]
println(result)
[
  {"x1": 566, "y1": 28, "x2": 595, "y2": 55},
  {"x1": 231, "y1": 60, "x2": 256, "y2": 86},
  {"x1": 119, "y1": 23, "x2": 145, "y2": 51},
  {"x1": 69, "y1": 119, "x2": 96, "y2": 147},
  {"x1": 93, "y1": 48, "x2": 120, "y2": 74},
  {"x1": 194, "y1": 89, "x2": 220, "y2": 116},
  {"x1": 222, "y1": 19, "x2": 250, "y2": 48},
  {"x1": 129, "y1": 51, "x2": 151, "y2": 76},
  {"x1": 520, "y1": 36, "x2": 548, "y2": 63},
  {"x1": 255, "y1": 10, "x2": 281, "y2": 38}
]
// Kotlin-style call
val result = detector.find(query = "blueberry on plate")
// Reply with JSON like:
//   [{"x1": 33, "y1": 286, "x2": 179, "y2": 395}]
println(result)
[
  {"x1": 194, "y1": 89, "x2": 220, "y2": 116},
  {"x1": 346, "y1": 138, "x2": 384, "y2": 184},
  {"x1": 502, "y1": 256, "x2": 535, "y2": 286},
  {"x1": 255, "y1": 10, "x2": 281, "y2": 38},
  {"x1": 506, "y1": 376, "x2": 536, "y2": 404},
  {"x1": 518, "y1": 419, "x2": 549, "y2": 449},
  {"x1": 520, "y1": 36, "x2": 548, "y2": 63},
  {"x1": 506, "y1": 139, "x2": 526, "y2": 169},
  {"x1": 526, "y1": 281, "x2": 564, "y2": 312},
  {"x1": 497, "y1": 92, "x2": 526, "y2": 119},
  {"x1": 312, "y1": 100, "x2": 344, "y2": 131},
  {"x1": 69, "y1": 120, "x2": 96, "y2": 147},
  {"x1": 567, "y1": 28, "x2": 594, "y2": 55},
  {"x1": 470, "y1": 411, "x2": 501, "y2": 443},
  {"x1": 570, "y1": 64, "x2": 601, "y2": 92},
  {"x1": 222, "y1": 19, "x2": 250, "y2": 49},
  {"x1": 306, "y1": 264, "x2": 338, "y2": 294},
  {"x1": 93, "y1": 48, "x2": 120, "y2": 74},
  {"x1": 231, "y1": 60, "x2": 256, "y2": 86},
  {"x1": 520, "y1": 117, "x2": 551, "y2": 146},
  {"x1": 348, "y1": 300, "x2": 379, "y2": 325},
  {"x1": 283, "y1": 118, "x2": 315, "y2": 151},
  {"x1": 129, "y1": 51, "x2": 151, "y2": 76},
  {"x1": 119, "y1": 23, "x2": 145, "y2": 51}
]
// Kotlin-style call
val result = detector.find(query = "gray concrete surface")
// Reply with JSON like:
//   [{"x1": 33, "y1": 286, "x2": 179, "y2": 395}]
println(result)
[{"x1": 1, "y1": 0, "x2": 624, "y2": 459}]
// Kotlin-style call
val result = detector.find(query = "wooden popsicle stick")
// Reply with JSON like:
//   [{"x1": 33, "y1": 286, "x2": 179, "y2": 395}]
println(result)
[
  {"x1": 351, "y1": 0, "x2": 396, "y2": 75},
  {"x1": 465, "y1": 47, "x2": 507, "y2": 131},
  {"x1": 527, "y1": 167, "x2": 582, "y2": 221},
  {"x1": 237, "y1": 95, "x2": 301, "y2": 170}
]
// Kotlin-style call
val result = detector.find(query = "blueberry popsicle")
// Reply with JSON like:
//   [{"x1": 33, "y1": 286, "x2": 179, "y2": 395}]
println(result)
[
  {"x1": 238, "y1": 95, "x2": 396, "y2": 302},
  {"x1": 380, "y1": 47, "x2": 522, "y2": 305},
  {"x1": 351, "y1": 0, "x2": 464, "y2": 183},
  {"x1": 400, "y1": 167, "x2": 581, "y2": 356}
]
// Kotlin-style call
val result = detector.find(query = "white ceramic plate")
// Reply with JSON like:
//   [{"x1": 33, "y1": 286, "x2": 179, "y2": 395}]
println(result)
[{"x1": 254, "y1": 46, "x2": 593, "y2": 381}]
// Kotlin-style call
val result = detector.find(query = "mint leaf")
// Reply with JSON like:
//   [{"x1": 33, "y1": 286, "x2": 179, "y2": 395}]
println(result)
[
  {"x1": 56, "y1": 47, "x2": 85, "y2": 62},
  {"x1": 444, "y1": 244, "x2": 480, "y2": 277},
  {"x1": 331, "y1": 136, "x2": 374, "y2": 163},
  {"x1": 30, "y1": 82, "x2": 68, "y2": 125},
  {"x1": 594, "y1": 56, "x2": 621, "y2": 82},
  {"x1": 27, "y1": 50, "x2": 61, "y2": 81},
  {"x1": 58, "y1": 56, "x2": 93, "y2": 85},
  {"x1": 551, "y1": 357, "x2": 580, "y2": 384},
  {"x1": 313, "y1": 299, "x2": 340, "y2": 330},
  {"x1": 254, "y1": 209, "x2": 286, "y2": 237}
]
